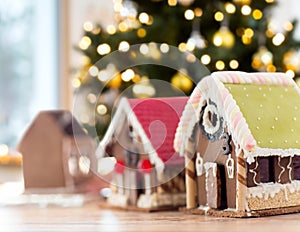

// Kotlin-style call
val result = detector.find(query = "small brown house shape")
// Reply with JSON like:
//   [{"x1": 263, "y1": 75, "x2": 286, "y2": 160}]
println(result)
[
  {"x1": 17, "y1": 110, "x2": 98, "y2": 193},
  {"x1": 174, "y1": 71, "x2": 300, "y2": 217},
  {"x1": 96, "y1": 97, "x2": 188, "y2": 210}
]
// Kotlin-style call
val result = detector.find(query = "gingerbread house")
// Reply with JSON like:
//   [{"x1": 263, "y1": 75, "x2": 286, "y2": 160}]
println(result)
[
  {"x1": 96, "y1": 97, "x2": 187, "y2": 210},
  {"x1": 174, "y1": 71, "x2": 300, "y2": 217},
  {"x1": 17, "y1": 110, "x2": 102, "y2": 193}
]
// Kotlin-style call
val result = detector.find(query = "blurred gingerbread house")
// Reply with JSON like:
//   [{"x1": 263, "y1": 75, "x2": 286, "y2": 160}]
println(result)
[
  {"x1": 174, "y1": 71, "x2": 300, "y2": 217},
  {"x1": 96, "y1": 97, "x2": 187, "y2": 210},
  {"x1": 17, "y1": 110, "x2": 103, "y2": 193}
]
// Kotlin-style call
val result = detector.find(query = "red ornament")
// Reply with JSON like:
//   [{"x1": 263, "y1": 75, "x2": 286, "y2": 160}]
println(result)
[
  {"x1": 138, "y1": 159, "x2": 152, "y2": 174},
  {"x1": 115, "y1": 159, "x2": 125, "y2": 174}
]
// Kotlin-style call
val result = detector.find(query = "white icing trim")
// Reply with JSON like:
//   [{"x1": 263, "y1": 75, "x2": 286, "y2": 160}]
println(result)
[
  {"x1": 244, "y1": 148, "x2": 300, "y2": 164},
  {"x1": 195, "y1": 152, "x2": 204, "y2": 176},
  {"x1": 202, "y1": 104, "x2": 220, "y2": 135},
  {"x1": 287, "y1": 157, "x2": 293, "y2": 182},
  {"x1": 96, "y1": 98, "x2": 165, "y2": 174},
  {"x1": 277, "y1": 157, "x2": 285, "y2": 184},
  {"x1": 248, "y1": 158, "x2": 260, "y2": 186},
  {"x1": 204, "y1": 162, "x2": 217, "y2": 177}
]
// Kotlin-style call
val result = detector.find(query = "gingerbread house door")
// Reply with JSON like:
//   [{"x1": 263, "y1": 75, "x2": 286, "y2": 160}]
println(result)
[{"x1": 205, "y1": 163, "x2": 229, "y2": 209}]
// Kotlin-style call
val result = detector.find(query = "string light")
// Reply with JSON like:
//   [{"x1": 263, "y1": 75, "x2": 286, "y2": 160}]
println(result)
[
  {"x1": 284, "y1": 21, "x2": 294, "y2": 31},
  {"x1": 201, "y1": 54, "x2": 211, "y2": 65},
  {"x1": 168, "y1": 0, "x2": 177, "y2": 6},
  {"x1": 97, "y1": 104, "x2": 108, "y2": 115},
  {"x1": 72, "y1": 78, "x2": 81, "y2": 88},
  {"x1": 98, "y1": 70, "x2": 109, "y2": 82},
  {"x1": 79, "y1": 36, "x2": 91, "y2": 50},
  {"x1": 225, "y1": 3, "x2": 236, "y2": 14},
  {"x1": 267, "y1": 64, "x2": 276, "y2": 72},
  {"x1": 89, "y1": 66, "x2": 99, "y2": 77},
  {"x1": 241, "y1": 5, "x2": 252, "y2": 15},
  {"x1": 83, "y1": 21, "x2": 93, "y2": 32},
  {"x1": 194, "y1": 8, "x2": 203, "y2": 17},
  {"x1": 137, "y1": 28, "x2": 147, "y2": 38},
  {"x1": 216, "y1": 60, "x2": 225, "y2": 70},
  {"x1": 252, "y1": 9, "x2": 263, "y2": 20},
  {"x1": 160, "y1": 43, "x2": 170, "y2": 53},
  {"x1": 184, "y1": 9, "x2": 195, "y2": 20},
  {"x1": 178, "y1": 42, "x2": 187, "y2": 52},
  {"x1": 229, "y1": 60, "x2": 239, "y2": 69},
  {"x1": 140, "y1": 44, "x2": 149, "y2": 55},
  {"x1": 214, "y1": 11, "x2": 224, "y2": 21},
  {"x1": 118, "y1": 41, "x2": 130, "y2": 52},
  {"x1": 118, "y1": 22, "x2": 129, "y2": 32},
  {"x1": 97, "y1": 43, "x2": 111, "y2": 55},
  {"x1": 121, "y1": 69, "x2": 135, "y2": 82},
  {"x1": 242, "y1": 28, "x2": 254, "y2": 44},
  {"x1": 139, "y1": 12, "x2": 150, "y2": 24},
  {"x1": 286, "y1": 70, "x2": 295, "y2": 78},
  {"x1": 106, "y1": 25, "x2": 117, "y2": 34},
  {"x1": 272, "y1": 33, "x2": 285, "y2": 46}
]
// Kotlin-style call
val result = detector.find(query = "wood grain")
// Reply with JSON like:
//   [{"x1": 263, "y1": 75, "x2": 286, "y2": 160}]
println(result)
[{"x1": 1, "y1": 200, "x2": 300, "y2": 232}]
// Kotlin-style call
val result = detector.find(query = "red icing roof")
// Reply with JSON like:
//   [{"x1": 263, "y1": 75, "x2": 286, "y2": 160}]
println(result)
[{"x1": 127, "y1": 97, "x2": 188, "y2": 166}]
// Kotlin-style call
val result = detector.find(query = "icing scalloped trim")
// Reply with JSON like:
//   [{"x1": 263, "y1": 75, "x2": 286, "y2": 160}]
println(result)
[{"x1": 244, "y1": 147, "x2": 300, "y2": 164}]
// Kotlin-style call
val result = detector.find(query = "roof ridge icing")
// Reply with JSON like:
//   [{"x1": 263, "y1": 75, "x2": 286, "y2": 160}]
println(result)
[{"x1": 212, "y1": 71, "x2": 294, "y2": 86}]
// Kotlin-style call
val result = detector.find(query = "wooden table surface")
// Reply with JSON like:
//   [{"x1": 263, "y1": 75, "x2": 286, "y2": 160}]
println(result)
[{"x1": 1, "y1": 200, "x2": 300, "y2": 232}]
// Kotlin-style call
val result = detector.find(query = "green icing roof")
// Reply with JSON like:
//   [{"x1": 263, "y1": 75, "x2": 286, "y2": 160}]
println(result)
[{"x1": 224, "y1": 84, "x2": 300, "y2": 149}]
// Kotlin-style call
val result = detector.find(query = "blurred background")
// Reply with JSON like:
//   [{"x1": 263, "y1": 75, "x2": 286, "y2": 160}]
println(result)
[{"x1": 1, "y1": 0, "x2": 300, "y2": 157}]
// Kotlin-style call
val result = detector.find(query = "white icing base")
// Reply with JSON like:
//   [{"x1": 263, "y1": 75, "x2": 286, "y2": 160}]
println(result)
[
  {"x1": 137, "y1": 193, "x2": 186, "y2": 209},
  {"x1": 107, "y1": 193, "x2": 129, "y2": 207},
  {"x1": 247, "y1": 180, "x2": 300, "y2": 211}
]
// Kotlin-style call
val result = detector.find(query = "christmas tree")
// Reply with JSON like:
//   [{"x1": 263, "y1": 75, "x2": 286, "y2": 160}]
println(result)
[{"x1": 74, "y1": 0, "x2": 300, "y2": 141}]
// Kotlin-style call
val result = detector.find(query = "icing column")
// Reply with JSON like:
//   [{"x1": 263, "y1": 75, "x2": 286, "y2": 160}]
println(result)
[
  {"x1": 138, "y1": 159, "x2": 152, "y2": 195},
  {"x1": 185, "y1": 138, "x2": 197, "y2": 209}
]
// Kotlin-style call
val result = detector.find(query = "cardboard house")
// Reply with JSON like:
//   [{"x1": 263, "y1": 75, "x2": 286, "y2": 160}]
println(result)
[
  {"x1": 96, "y1": 97, "x2": 188, "y2": 210},
  {"x1": 17, "y1": 110, "x2": 103, "y2": 193},
  {"x1": 174, "y1": 71, "x2": 300, "y2": 217}
]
